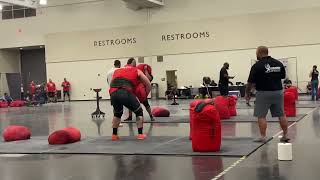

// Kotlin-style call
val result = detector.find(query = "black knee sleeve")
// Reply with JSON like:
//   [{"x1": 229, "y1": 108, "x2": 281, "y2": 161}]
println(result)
[
  {"x1": 114, "y1": 111, "x2": 123, "y2": 119},
  {"x1": 134, "y1": 107, "x2": 143, "y2": 117}
]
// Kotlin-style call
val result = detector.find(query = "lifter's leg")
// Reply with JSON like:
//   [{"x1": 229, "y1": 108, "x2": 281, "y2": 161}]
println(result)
[
  {"x1": 134, "y1": 107, "x2": 146, "y2": 140},
  {"x1": 279, "y1": 115, "x2": 290, "y2": 142}
]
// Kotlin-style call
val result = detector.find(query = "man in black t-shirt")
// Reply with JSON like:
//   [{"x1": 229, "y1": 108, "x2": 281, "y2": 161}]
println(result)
[
  {"x1": 219, "y1": 63, "x2": 234, "y2": 96},
  {"x1": 246, "y1": 46, "x2": 289, "y2": 143}
]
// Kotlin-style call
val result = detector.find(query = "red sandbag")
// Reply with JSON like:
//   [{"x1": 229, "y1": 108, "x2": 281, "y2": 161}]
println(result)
[
  {"x1": 189, "y1": 99, "x2": 214, "y2": 140},
  {"x1": 137, "y1": 64, "x2": 152, "y2": 75},
  {"x1": 152, "y1": 107, "x2": 170, "y2": 117},
  {"x1": 214, "y1": 96, "x2": 230, "y2": 119},
  {"x1": 62, "y1": 127, "x2": 81, "y2": 143},
  {"x1": 48, "y1": 130, "x2": 70, "y2": 145},
  {"x1": 134, "y1": 83, "x2": 147, "y2": 102},
  {"x1": 190, "y1": 101, "x2": 221, "y2": 152},
  {"x1": 228, "y1": 96, "x2": 237, "y2": 116},
  {"x1": 284, "y1": 92, "x2": 296, "y2": 117},
  {"x1": 318, "y1": 87, "x2": 320, "y2": 98},
  {"x1": 10, "y1": 100, "x2": 25, "y2": 107},
  {"x1": 3, "y1": 125, "x2": 31, "y2": 142},
  {"x1": 285, "y1": 86, "x2": 298, "y2": 100},
  {"x1": 0, "y1": 101, "x2": 8, "y2": 108}
]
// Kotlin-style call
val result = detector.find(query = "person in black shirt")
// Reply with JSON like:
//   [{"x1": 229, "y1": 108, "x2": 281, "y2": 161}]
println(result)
[
  {"x1": 309, "y1": 65, "x2": 319, "y2": 101},
  {"x1": 246, "y1": 46, "x2": 289, "y2": 143},
  {"x1": 219, "y1": 63, "x2": 234, "y2": 96}
]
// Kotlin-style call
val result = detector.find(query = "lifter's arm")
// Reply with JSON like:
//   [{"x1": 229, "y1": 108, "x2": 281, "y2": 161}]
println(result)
[{"x1": 138, "y1": 70, "x2": 151, "y2": 95}]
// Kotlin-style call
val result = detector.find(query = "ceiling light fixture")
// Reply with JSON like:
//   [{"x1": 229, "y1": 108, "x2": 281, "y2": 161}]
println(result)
[{"x1": 39, "y1": 0, "x2": 47, "y2": 5}]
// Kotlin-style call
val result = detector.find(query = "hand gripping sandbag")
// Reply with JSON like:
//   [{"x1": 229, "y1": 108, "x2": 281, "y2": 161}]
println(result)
[
  {"x1": 284, "y1": 92, "x2": 296, "y2": 117},
  {"x1": 152, "y1": 107, "x2": 170, "y2": 117},
  {"x1": 228, "y1": 96, "x2": 237, "y2": 116},
  {"x1": 62, "y1": 127, "x2": 81, "y2": 143},
  {"x1": 214, "y1": 96, "x2": 231, "y2": 119},
  {"x1": 285, "y1": 86, "x2": 298, "y2": 100},
  {"x1": 134, "y1": 83, "x2": 148, "y2": 102},
  {"x1": 191, "y1": 101, "x2": 221, "y2": 152},
  {"x1": 137, "y1": 64, "x2": 152, "y2": 75},
  {"x1": 3, "y1": 125, "x2": 31, "y2": 142}
]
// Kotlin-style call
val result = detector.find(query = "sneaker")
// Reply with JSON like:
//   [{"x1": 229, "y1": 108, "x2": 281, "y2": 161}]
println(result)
[
  {"x1": 112, "y1": 135, "x2": 120, "y2": 141},
  {"x1": 137, "y1": 134, "x2": 146, "y2": 140},
  {"x1": 124, "y1": 116, "x2": 133, "y2": 121},
  {"x1": 280, "y1": 136, "x2": 290, "y2": 143},
  {"x1": 253, "y1": 136, "x2": 268, "y2": 143}
]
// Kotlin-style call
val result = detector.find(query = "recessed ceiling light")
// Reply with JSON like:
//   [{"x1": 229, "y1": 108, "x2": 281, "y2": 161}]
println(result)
[
  {"x1": 40, "y1": 46, "x2": 43, "y2": 48},
  {"x1": 19, "y1": 48, "x2": 23, "y2": 50},
  {"x1": 39, "y1": 0, "x2": 47, "y2": 5}
]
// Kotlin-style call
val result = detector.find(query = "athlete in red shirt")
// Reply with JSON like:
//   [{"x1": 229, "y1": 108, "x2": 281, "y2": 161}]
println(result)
[
  {"x1": 29, "y1": 81, "x2": 36, "y2": 100},
  {"x1": 47, "y1": 79, "x2": 57, "y2": 103},
  {"x1": 109, "y1": 60, "x2": 151, "y2": 141},
  {"x1": 61, "y1": 78, "x2": 71, "y2": 102},
  {"x1": 124, "y1": 58, "x2": 155, "y2": 121}
]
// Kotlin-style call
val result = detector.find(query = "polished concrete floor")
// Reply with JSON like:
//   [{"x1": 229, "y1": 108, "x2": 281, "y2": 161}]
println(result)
[{"x1": 0, "y1": 96, "x2": 319, "y2": 180}]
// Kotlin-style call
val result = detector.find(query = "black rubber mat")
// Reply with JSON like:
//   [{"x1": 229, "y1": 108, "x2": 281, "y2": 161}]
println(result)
[
  {"x1": 237, "y1": 103, "x2": 318, "y2": 109},
  {"x1": 121, "y1": 114, "x2": 306, "y2": 123},
  {"x1": 0, "y1": 136, "x2": 271, "y2": 157},
  {"x1": 224, "y1": 114, "x2": 307, "y2": 122}
]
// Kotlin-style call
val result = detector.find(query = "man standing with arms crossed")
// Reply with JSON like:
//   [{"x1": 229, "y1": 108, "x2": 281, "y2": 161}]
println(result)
[
  {"x1": 62, "y1": 78, "x2": 71, "y2": 102},
  {"x1": 246, "y1": 46, "x2": 289, "y2": 143}
]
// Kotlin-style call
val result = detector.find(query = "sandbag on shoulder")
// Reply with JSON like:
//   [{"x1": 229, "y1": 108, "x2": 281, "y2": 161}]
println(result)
[
  {"x1": 137, "y1": 64, "x2": 152, "y2": 75},
  {"x1": 134, "y1": 83, "x2": 147, "y2": 102},
  {"x1": 3, "y1": 125, "x2": 31, "y2": 142}
]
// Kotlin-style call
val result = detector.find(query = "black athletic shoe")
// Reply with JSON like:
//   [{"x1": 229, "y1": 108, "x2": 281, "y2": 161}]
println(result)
[
  {"x1": 124, "y1": 116, "x2": 133, "y2": 121},
  {"x1": 280, "y1": 136, "x2": 290, "y2": 143}
]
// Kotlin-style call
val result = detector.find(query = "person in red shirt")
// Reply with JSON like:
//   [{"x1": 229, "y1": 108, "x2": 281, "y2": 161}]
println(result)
[
  {"x1": 61, "y1": 78, "x2": 71, "y2": 102},
  {"x1": 29, "y1": 81, "x2": 36, "y2": 100},
  {"x1": 109, "y1": 63, "x2": 151, "y2": 141},
  {"x1": 124, "y1": 58, "x2": 155, "y2": 121},
  {"x1": 47, "y1": 79, "x2": 57, "y2": 103}
]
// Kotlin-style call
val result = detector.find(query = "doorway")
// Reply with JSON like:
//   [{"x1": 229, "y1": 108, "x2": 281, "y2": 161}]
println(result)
[
  {"x1": 166, "y1": 70, "x2": 177, "y2": 90},
  {"x1": 20, "y1": 48, "x2": 47, "y2": 91}
]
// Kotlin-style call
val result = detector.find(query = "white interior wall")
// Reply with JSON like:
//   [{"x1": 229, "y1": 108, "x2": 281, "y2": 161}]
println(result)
[
  {"x1": 46, "y1": 57, "x2": 150, "y2": 100},
  {"x1": 2, "y1": 0, "x2": 320, "y2": 100},
  {"x1": 1, "y1": 0, "x2": 320, "y2": 48},
  {"x1": 150, "y1": 44, "x2": 320, "y2": 97}
]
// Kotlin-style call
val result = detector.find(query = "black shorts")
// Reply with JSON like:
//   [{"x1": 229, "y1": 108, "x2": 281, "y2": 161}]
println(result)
[
  {"x1": 111, "y1": 89, "x2": 142, "y2": 118},
  {"x1": 63, "y1": 91, "x2": 70, "y2": 96},
  {"x1": 48, "y1": 92, "x2": 55, "y2": 98},
  {"x1": 219, "y1": 83, "x2": 229, "y2": 96}
]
